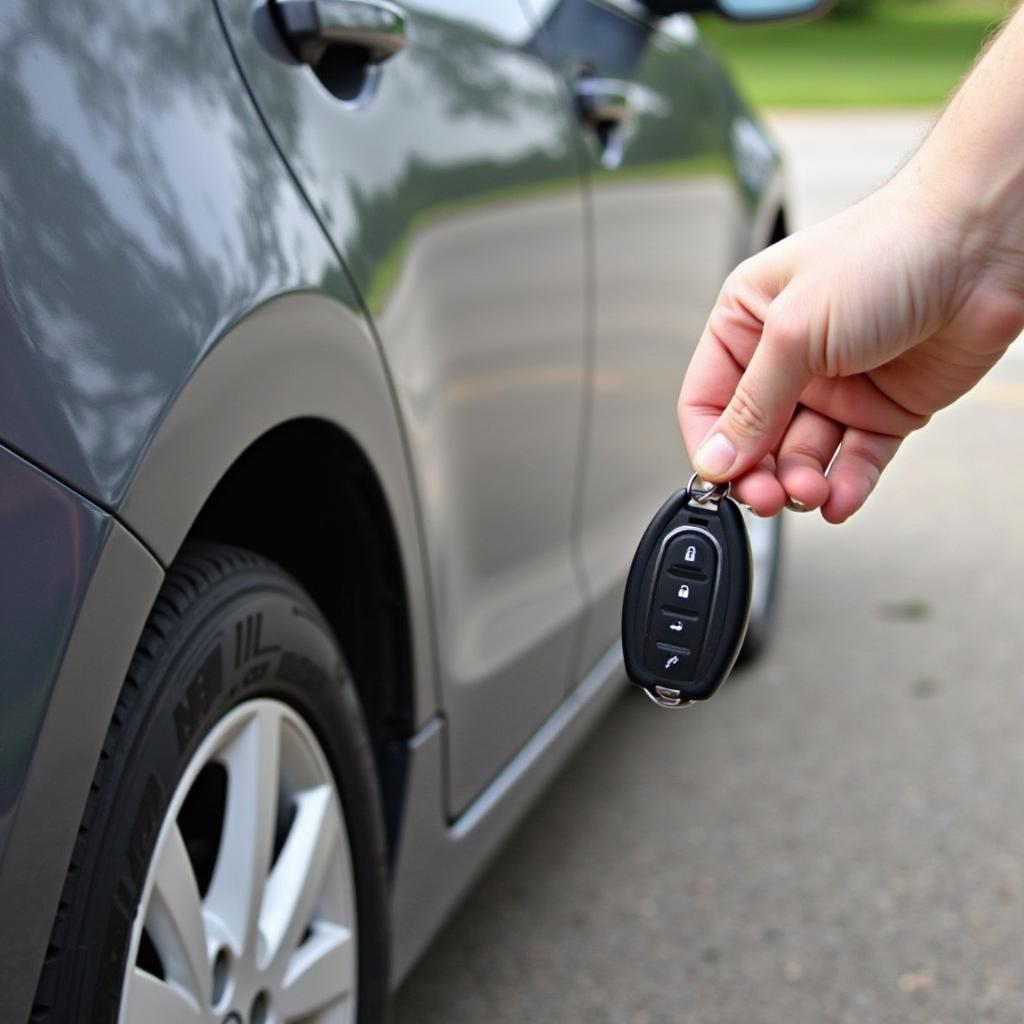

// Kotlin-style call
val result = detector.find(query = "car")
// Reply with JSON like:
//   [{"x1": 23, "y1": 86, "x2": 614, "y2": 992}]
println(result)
[{"x1": 0, "y1": 0, "x2": 824, "y2": 1021}]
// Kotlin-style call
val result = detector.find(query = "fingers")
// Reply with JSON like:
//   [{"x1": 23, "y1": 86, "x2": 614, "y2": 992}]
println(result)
[
  {"x1": 730, "y1": 454, "x2": 788, "y2": 517},
  {"x1": 678, "y1": 259, "x2": 782, "y2": 470},
  {"x1": 682, "y1": 307, "x2": 815, "y2": 484},
  {"x1": 821, "y1": 428, "x2": 902, "y2": 524},
  {"x1": 775, "y1": 408, "x2": 844, "y2": 511},
  {"x1": 800, "y1": 373, "x2": 929, "y2": 439}
]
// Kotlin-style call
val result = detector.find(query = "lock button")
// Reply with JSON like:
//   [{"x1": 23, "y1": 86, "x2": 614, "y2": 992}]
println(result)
[{"x1": 666, "y1": 534, "x2": 715, "y2": 578}]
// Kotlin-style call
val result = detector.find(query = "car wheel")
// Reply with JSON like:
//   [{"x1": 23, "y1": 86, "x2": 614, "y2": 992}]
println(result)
[
  {"x1": 737, "y1": 509, "x2": 784, "y2": 665},
  {"x1": 31, "y1": 542, "x2": 389, "y2": 1024}
]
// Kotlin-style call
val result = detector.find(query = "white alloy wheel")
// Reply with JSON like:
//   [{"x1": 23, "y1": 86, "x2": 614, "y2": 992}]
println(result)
[{"x1": 119, "y1": 698, "x2": 357, "y2": 1024}]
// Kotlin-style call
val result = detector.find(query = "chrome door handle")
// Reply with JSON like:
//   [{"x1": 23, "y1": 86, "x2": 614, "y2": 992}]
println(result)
[
  {"x1": 573, "y1": 77, "x2": 634, "y2": 170},
  {"x1": 274, "y1": 0, "x2": 407, "y2": 67},
  {"x1": 573, "y1": 77, "x2": 633, "y2": 130}
]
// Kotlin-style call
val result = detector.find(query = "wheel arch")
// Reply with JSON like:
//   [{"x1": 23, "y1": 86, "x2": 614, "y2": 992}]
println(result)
[
  {"x1": 116, "y1": 292, "x2": 440, "y2": 843},
  {"x1": 186, "y1": 416, "x2": 415, "y2": 849}
]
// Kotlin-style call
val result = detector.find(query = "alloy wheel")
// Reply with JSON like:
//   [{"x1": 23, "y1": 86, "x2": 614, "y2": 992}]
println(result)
[{"x1": 118, "y1": 698, "x2": 357, "y2": 1024}]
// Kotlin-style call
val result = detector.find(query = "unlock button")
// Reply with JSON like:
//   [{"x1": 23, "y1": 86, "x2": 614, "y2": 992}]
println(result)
[{"x1": 655, "y1": 572, "x2": 712, "y2": 619}]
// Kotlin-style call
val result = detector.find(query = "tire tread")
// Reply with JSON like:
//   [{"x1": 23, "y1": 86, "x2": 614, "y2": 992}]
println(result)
[{"x1": 31, "y1": 543, "x2": 293, "y2": 1021}]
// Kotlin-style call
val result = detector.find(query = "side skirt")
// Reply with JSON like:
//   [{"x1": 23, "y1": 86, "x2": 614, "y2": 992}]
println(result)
[{"x1": 390, "y1": 642, "x2": 626, "y2": 984}]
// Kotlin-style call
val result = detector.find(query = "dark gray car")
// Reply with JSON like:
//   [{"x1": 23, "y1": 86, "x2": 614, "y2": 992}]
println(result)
[{"x1": 0, "y1": 0, "x2": 822, "y2": 1020}]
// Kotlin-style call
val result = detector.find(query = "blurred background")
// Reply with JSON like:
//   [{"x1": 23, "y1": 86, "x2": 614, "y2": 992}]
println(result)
[
  {"x1": 394, "y1": 3, "x2": 1024, "y2": 1022},
  {"x1": 702, "y1": 0, "x2": 1005, "y2": 108}
]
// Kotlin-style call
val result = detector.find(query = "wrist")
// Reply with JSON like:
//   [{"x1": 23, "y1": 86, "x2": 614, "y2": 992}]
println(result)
[{"x1": 892, "y1": 144, "x2": 1024, "y2": 301}]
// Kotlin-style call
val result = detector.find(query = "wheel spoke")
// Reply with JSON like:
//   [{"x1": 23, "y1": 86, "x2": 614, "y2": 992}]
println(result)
[
  {"x1": 203, "y1": 704, "x2": 282, "y2": 958},
  {"x1": 260, "y1": 784, "x2": 339, "y2": 975},
  {"x1": 279, "y1": 923, "x2": 355, "y2": 1019},
  {"x1": 120, "y1": 699, "x2": 357, "y2": 1024},
  {"x1": 121, "y1": 967, "x2": 205, "y2": 1024},
  {"x1": 145, "y1": 822, "x2": 211, "y2": 1005}
]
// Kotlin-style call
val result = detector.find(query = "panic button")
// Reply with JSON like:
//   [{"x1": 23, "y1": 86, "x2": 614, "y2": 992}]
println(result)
[
  {"x1": 646, "y1": 642, "x2": 696, "y2": 681},
  {"x1": 666, "y1": 533, "x2": 715, "y2": 578}
]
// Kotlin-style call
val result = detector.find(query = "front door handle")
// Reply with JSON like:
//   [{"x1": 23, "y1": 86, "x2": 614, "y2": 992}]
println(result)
[
  {"x1": 573, "y1": 77, "x2": 634, "y2": 170},
  {"x1": 274, "y1": 0, "x2": 407, "y2": 67}
]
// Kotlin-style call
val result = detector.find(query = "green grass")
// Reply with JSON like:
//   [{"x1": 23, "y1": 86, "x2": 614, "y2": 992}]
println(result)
[{"x1": 697, "y1": 2, "x2": 1010, "y2": 107}]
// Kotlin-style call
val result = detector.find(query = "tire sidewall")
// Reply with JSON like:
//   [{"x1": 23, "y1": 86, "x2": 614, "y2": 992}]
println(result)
[{"x1": 54, "y1": 566, "x2": 388, "y2": 1024}]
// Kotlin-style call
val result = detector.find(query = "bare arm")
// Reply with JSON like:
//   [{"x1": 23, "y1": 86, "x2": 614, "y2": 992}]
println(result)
[{"x1": 678, "y1": 3, "x2": 1024, "y2": 522}]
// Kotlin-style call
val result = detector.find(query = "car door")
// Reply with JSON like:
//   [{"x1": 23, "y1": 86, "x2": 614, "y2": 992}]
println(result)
[
  {"x1": 526, "y1": 0, "x2": 753, "y2": 678},
  {"x1": 215, "y1": 0, "x2": 589, "y2": 814}
]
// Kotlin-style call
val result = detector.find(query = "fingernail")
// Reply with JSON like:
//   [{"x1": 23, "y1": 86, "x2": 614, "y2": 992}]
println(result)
[
  {"x1": 786, "y1": 497, "x2": 811, "y2": 513},
  {"x1": 695, "y1": 433, "x2": 736, "y2": 478}
]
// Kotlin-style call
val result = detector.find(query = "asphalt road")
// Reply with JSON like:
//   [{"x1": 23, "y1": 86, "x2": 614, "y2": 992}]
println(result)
[{"x1": 393, "y1": 113, "x2": 1024, "y2": 1024}]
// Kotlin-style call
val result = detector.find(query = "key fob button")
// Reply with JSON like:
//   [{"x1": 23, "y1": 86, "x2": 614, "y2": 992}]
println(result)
[
  {"x1": 655, "y1": 574, "x2": 713, "y2": 619},
  {"x1": 666, "y1": 534, "x2": 715, "y2": 577},
  {"x1": 653, "y1": 609, "x2": 702, "y2": 650},
  {"x1": 647, "y1": 643, "x2": 695, "y2": 681}
]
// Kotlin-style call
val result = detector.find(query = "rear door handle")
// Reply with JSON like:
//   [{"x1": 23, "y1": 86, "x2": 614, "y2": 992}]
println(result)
[
  {"x1": 573, "y1": 77, "x2": 634, "y2": 170},
  {"x1": 274, "y1": 0, "x2": 407, "y2": 67},
  {"x1": 573, "y1": 77, "x2": 632, "y2": 130}
]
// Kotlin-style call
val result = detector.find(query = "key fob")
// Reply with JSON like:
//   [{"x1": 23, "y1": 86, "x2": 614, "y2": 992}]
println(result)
[{"x1": 622, "y1": 476, "x2": 752, "y2": 708}]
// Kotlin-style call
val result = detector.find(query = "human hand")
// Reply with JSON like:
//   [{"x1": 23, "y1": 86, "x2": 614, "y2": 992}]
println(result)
[{"x1": 678, "y1": 174, "x2": 1024, "y2": 522}]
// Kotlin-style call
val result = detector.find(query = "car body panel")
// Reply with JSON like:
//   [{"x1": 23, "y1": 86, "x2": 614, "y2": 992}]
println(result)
[
  {"x1": 217, "y1": 0, "x2": 591, "y2": 813},
  {"x1": 0, "y1": 0, "x2": 362, "y2": 507},
  {"x1": 0, "y1": 447, "x2": 163, "y2": 1024}
]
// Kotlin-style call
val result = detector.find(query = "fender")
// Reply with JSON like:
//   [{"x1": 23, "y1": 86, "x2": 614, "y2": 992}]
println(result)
[{"x1": 118, "y1": 291, "x2": 439, "y2": 731}]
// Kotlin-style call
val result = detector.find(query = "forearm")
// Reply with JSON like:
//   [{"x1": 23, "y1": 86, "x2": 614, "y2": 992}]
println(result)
[{"x1": 899, "y1": 2, "x2": 1024, "y2": 273}]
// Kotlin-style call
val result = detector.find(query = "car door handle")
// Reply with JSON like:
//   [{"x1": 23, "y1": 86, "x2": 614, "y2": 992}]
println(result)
[
  {"x1": 274, "y1": 0, "x2": 407, "y2": 67},
  {"x1": 573, "y1": 77, "x2": 633, "y2": 130},
  {"x1": 573, "y1": 77, "x2": 633, "y2": 170}
]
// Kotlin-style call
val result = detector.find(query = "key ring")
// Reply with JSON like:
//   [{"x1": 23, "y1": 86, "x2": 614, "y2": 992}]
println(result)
[{"x1": 687, "y1": 473, "x2": 731, "y2": 506}]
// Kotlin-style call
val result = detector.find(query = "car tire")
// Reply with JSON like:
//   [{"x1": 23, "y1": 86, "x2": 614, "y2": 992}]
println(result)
[
  {"x1": 736, "y1": 510, "x2": 784, "y2": 665},
  {"x1": 31, "y1": 542, "x2": 389, "y2": 1024}
]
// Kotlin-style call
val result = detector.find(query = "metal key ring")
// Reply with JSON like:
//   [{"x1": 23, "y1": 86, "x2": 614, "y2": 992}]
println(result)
[{"x1": 687, "y1": 472, "x2": 731, "y2": 505}]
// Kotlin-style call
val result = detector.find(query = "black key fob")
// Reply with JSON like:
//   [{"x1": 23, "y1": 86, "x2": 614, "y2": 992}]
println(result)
[{"x1": 622, "y1": 476, "x2": 752, "y2": 708}]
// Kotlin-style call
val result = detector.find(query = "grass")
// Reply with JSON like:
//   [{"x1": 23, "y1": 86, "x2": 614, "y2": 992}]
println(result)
[{"x1": 697, "y1": 2, "x2": 1010, "y2": 107}]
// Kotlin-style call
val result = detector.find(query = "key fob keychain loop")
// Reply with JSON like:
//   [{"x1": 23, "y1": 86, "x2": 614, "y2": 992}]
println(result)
[{"x1": 621, "y1": 473, "x2": 753, "y2": 709}]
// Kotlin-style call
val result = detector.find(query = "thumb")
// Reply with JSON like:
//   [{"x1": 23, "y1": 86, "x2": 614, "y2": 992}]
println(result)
[{"x1": 693, "y1": 314, "x2": 814, "y2": 482}]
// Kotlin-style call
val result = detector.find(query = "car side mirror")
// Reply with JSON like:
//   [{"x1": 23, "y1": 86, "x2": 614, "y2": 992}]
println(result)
[{"x1": 644, "y1": 0, "x2": 833, "y2": 22}]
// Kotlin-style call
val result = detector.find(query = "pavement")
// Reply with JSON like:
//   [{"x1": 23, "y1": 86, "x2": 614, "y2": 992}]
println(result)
[{"x1": 393, "y1": 112, "x2": 1024, "y2": 1024}]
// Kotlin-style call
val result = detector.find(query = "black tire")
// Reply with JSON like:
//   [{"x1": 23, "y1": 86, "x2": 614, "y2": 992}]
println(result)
[
  {"x1": 737, "y1": 512, "x2": 784, "y2": 665},
  {"x1": 31, "y1": 542, "x2": 389, "y2": 1024}
]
